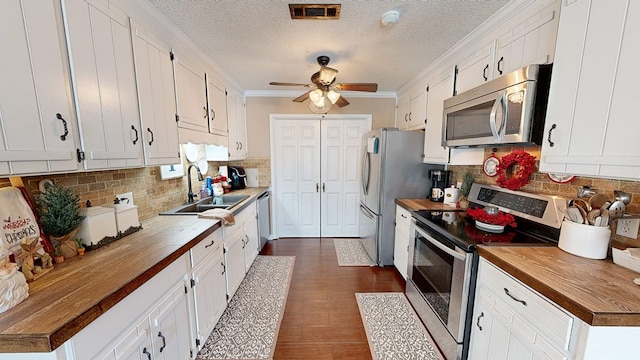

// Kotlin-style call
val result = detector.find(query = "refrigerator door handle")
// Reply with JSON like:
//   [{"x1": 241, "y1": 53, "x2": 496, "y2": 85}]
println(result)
[
  {"x1": 362, "y1": 151, "x2": 371, "y2": 195},
  {"x1": 360, "y1": 204, "x2": 375, "y2": 220}
]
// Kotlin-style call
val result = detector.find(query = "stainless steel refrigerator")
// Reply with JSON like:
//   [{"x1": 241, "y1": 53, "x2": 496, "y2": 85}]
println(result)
[{"x1": 359, "y1": 128, "x2": 443, "y2": 266}]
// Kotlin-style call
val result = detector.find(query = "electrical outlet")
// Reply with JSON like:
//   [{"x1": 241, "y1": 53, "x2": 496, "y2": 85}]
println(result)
[
  {"x1": 116, "y1": 192, "x2": 134, "y2": 206},
  {"x1": 616, "y1": 218, "x2": 640, "y2": 238}
]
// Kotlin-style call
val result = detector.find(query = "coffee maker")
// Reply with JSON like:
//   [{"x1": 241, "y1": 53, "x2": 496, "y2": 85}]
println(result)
[{"x1": 429, "y1": 170, "x2": 451, "y2": 202}]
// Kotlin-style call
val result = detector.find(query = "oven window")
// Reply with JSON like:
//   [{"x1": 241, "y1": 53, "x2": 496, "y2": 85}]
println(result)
[{"x1": 411, "y1": 233, "x2": 453, "y2": 324}]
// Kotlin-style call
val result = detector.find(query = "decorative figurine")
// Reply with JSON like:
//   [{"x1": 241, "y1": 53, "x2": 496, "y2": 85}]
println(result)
[{"x1": 0, "y1": 245, "x2": 29, "y2": 313}]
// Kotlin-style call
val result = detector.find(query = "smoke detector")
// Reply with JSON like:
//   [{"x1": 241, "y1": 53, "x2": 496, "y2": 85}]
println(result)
[
  {"x1": 289, "y1": 4, "x2": 341, "y2": 19},
  {"x1": 381, "y1": 10, "x2": 400, "y2": 27}
]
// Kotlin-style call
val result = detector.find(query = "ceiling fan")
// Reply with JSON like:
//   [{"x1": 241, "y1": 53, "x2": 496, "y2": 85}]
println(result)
[{"x1": 269, "y1": 55, "x2": 378, "y2": 112}]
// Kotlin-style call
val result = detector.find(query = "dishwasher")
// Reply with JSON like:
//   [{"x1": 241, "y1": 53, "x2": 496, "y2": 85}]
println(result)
[{"x1": 257, "y1": 190, "x2": 271, "y2": 250}]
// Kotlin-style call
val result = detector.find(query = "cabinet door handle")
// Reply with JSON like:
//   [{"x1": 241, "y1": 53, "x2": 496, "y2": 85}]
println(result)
[
  {"x1": 497, "y1": 56, "x2": 504, "y2": 75},
  {"x1": 236, "y1": 141, "x2": 240, "y2": 150},
  {"x1": 404, "y1": 113, "x2": 408, "y2": 122},
  {"x1": 147, "y1": 128, "x2": 154, "y2": 146},
  {"x1": 401, "y1": 214, "x2": 407, "y2": 218},
  {"x1": 210, "y1": 109, "x2": 216, "y2": 120},
  {"x1": 483, "y1": 64, "x2": 489, "y2": 81},
  {"x1": 316, "y1": 183, "x2": 319, "y2": 192},
  {"x1": 158, "y1": 331, "x2": 166, "y2": 352},
  {"x1": 322, "y1": 183, "x2": 325, "y2": 192},
  {"x1": 408, "y1": 112, "x2": 412, "y2": 122},
  {"x1": 476, "y1": 312, "x2": 484, "y2": 331},
  {"x1": 242, "y1": 236, "x2": 246, "y2": 249},
  {"x1": 142, "y1": 347, "x2": 151, "y2": 360},
  {"x1": 221, "y1": 262, "x2": 225, "y2": 275},
  {"x1": 56, "y1": 113, "x2": 68, "y2": 141},
  {"x1": 204, "y1": 239, "x2": 215, "y2": 248},
  {"x1": 504, "y1": 288, "x2": 527, "y2": 306},
  {"x1": 239, "y1": 142, "x2": 243, "y2": 150},
  {"x1": 204, "y1": 106, "x2": 208, "y2": 119},
  {"x1": 547, "y1": 123, "x2": 556, "y2": 147},
  {"x1": 131, "y1": 125, "x2": 139, "y2": 145}
]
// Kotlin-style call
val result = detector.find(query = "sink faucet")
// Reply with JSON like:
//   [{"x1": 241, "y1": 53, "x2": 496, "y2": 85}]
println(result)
[{"x1": 187, "y1": 164, "x2": 204, "y2": 203}]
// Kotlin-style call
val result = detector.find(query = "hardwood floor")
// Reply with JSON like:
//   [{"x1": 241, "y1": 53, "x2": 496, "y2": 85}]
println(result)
[{"x1": 260, "y1": 238, "x2": 406, "y2": 360}]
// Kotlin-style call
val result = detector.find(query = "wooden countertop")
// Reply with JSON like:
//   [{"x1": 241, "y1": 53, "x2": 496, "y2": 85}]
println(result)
[
  {"x1": 0, "y1": 187, "x2": 267, "y2": 353},
  {"x1": 396, "y1": 198, "x2": 459, "y2": 212},
  {"x1": 479, "y1": 246, "x2": 640, "y2": 326}
]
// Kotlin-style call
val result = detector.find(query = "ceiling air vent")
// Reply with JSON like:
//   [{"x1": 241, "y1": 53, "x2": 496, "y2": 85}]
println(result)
[{"x1": 289, "y1": 4, "x2": 341, "y2": 20}]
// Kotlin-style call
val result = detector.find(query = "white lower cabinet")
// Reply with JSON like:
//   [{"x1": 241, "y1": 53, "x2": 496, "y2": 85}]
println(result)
[
  {"x1": 470, "y1": 258, "x2": 640, "y2": 360},
  {"x1": 393, "y1": 205, "x2": 411, "y2": 279},
  {"x1": 223, "y1": 226, "x2": 245, "y2": 301},
  {"x1": 69, "y1": 253, "x2": 192, "y2": 360},
  {"x1": 243, "y1": 210, "x2": 259, "y2": 273},
  {"x1": 190, "y1": 230, "x2": 226, "y2": 349}
]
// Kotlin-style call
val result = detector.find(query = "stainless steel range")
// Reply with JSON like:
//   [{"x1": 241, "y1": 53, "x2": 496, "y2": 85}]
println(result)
[{"x1": 405, "y1": 183, "x2": 567, "y2": 359}]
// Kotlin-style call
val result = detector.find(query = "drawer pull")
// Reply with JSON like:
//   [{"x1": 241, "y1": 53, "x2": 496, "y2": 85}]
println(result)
[
  {"x1": 204, "y1": 239, "x2": 215, "y2": 248},
  {"x1": 504, "y1": 287, "x2": 527, "y2": 306},
  {"x1": 401, "y1": 214, "x2": 407, "y2": 218},
  {"x1": 476, "y1": 312, "x2": 484, "y2": 331}
]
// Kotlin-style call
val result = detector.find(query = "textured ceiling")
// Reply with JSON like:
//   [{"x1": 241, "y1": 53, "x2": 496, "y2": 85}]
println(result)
[{"x1": 147, "y1": 0, "x2": 510, "y2": 93}]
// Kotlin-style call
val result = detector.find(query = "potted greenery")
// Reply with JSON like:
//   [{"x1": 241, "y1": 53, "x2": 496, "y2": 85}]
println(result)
[
  {"x1": 36, "y1": 184, "x2": 84, "y2": 259},
  {"x1": 53, "y1": 247, "x2": 64, "y2": 264},
  {"x1": 76, "y1": 238, "x2": 85, "y2": 256},
  {"x1": 459, "y1": 171, "x2": 475, "y2": 209}
]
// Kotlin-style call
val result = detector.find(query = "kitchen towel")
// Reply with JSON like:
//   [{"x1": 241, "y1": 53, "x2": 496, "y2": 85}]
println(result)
[{"x1": 198, "y1": 208, "x2": 235, "y2": 225}]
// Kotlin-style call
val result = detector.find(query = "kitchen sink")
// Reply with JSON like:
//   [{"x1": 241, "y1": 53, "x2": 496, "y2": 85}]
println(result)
[{"x1": 160, "y1": 194, "x2": 250, "y2": 215}]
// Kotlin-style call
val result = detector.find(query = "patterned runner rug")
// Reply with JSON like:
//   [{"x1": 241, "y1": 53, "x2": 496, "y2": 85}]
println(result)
[
  {"x1": 333, "y1": 238, "x2": 375, "y2": 266},
  {"x1": 356, "y1": 292, "x2": 444, "y2": 360},
  {"x1": 197, "y1": 255, "x2": 295, "y2": 360}
]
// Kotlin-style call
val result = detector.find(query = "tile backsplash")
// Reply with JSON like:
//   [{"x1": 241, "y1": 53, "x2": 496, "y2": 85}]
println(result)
[
  {"x1": 0, "y1": 157, "x2": 271, "y2": 222},
  {"x1": 449, "y1": 146, "x2": 640, "y2": 248}
]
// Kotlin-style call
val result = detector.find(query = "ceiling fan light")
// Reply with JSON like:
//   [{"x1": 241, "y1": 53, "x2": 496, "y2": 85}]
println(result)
[
  {"x1": 309, "y1": 89, "x2": 325, "y2": 106},
  {"x1": 318, "y1": 67, "x2": 338, "y2": 85},
  {"x1": 327, "y1": 90, "x2": 341, "y2": 104}
]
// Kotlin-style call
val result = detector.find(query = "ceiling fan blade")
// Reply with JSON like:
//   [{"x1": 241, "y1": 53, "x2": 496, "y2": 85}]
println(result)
[
  {"x1": 336, "y1": 96, "x2": 350, "y2": 107},
  {"x1": 293, "y1": 91, "x2": 310, "y2": 103},
  {"x1": 270, "y1": 82, "x2": 312, "y2": 87},
  {"x1": 334, "y1": 83, "x2": 378, "y2": 92}
]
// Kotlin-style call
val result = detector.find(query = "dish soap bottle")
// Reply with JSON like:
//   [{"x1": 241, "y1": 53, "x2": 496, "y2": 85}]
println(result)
[{"x1": 200, "y1": 184, "x2": 208, "y2": 199}]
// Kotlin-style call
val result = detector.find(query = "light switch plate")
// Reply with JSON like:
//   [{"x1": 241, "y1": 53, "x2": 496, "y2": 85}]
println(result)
[
  {"x1": 616, "y1": 218, "x2": 640, "y2": 238},
  {"x1": 116, "y1": 192, "x2": 134, "y2": 206}
]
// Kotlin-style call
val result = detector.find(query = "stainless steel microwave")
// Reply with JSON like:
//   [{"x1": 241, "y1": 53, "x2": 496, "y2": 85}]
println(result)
[{"x1": 442, "y1": 64, "x2": 552, "y2": 148}]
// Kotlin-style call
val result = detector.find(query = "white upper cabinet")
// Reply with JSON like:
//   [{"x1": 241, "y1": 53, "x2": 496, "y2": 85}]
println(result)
[
  {"x1": 540, "y1": 0, "x2": 640, "y2": 180},
  {"x1": 174, "y1": 56, "x2": 208, "y2": 134},
  {"x1": 397, "y1": 86, "x2": 427, "y2": 131},
  {"x1": 454, "y1": 0, "x2": 560, "y2": 95},
  {"x1": 130, "y1": 20, "x2": 180, "y2": 166},
  {"x1": 423, "y1": 69, "x2": 484, "y2": 165},
  {"x1": 63, "y1": 0, "x2": 143, "y2": 170},
  {"x1": 0, "y1": 0, "x2": 79, "y2": 176},
  {"x1": 227, "y1": 90, "x2": 247, "y2": 160},
  {"x1": 207, "y1": 74, "x2": 228, "y2": 138}
]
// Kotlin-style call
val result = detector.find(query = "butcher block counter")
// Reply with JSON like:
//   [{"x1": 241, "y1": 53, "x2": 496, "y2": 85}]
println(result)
[
  {"x1": 478, "y1": 246, "x2": 640, "y2": 326},
  {"x1": 0, "y1": 187, "x2": 266, "y2": 353},
  {"x1": 395, "y1": 198, "x2": 456, "y2": 211}
]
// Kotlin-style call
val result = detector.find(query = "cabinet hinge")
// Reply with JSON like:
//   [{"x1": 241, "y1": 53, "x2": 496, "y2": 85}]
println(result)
[
  {"x1": 170, "y1": 51, "x2": 174, "y2": 61},
  {"x1": 178, "y1": 152, "x2": 181, "y2": 159},
  {"x1": 426, "y1": 86, "x2": 429, "y2": 92},
  {"x1": 196, "y1": 339, "x2": 201, "y2": 346},
  {"x1": 226, "y1": 294, "x2": 229, "y2": 300},
  {"x1": 76, "y1": 149, "x2": 85, "y2": 162},
  {"x1": 175, "y1": 113, "x2": 180, "y2": 122},
  {"x1": 190, "y1": 350, "x2": 193, "y2": 358},
  {"x1": 184, "y1": 285, "x2": 188, "y2": 294},
  {"x1": 190, "y1": 279, "x2": 196, "y2": 288},
  {"x1": 225, "y1": 90, "x2": 228, "y2": 96}
]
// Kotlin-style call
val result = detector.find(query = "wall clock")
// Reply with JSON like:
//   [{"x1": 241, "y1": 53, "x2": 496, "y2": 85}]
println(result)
[
  {"x1": 483, "y1": 155, "x2": 499, "y2": 177},
  {"x1": 308, "y1": 101, "x2": 332, "y2": 114}
]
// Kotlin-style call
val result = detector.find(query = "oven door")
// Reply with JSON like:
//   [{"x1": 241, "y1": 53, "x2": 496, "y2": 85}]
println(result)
[{"x1": 406, "y1": 219, "x2": 474, "y2": 359}]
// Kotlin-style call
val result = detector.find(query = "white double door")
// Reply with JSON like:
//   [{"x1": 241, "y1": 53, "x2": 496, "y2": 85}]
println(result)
[{"x1": 271, "y1": 115, "x2": 371, "y2": 238}]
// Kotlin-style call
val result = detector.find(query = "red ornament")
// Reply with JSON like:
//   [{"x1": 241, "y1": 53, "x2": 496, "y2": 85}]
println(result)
[
  {"x1": 466, "y1": 207, "x2": 517, "y2": 227},
  {"x1": 496, "y1": 150, "x2": 536, "y2": 190}
]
